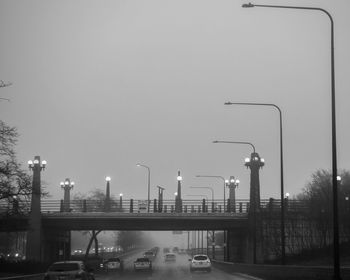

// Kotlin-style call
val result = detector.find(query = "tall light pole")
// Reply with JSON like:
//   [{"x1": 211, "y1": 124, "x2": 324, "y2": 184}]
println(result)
[
  {"x1": 196, "y1": 175, "x2": 226, "y2": 211},
  {"x1": 190, "y1": 186, "x2": 215, "y2": 259},
  {"x1": 60, "y1": 178, "x2": 74, "y2": 212},
  {"x1": 190, "y1": 186, "x2": 214, "y2": 203},
  {"x1": 223, "y1": 102, "x2": 286, "y2": 264},
  {"x1": 242, "y1": 3, "x2": 339, "y2": 276},
  {"x1": 137, "y1": 163, "x2": 151, "y2": 213}
]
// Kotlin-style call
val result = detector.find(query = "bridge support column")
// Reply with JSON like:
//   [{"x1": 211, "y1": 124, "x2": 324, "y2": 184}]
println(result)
[
  {"x1": 26, "y1": 156, "x2": 45, "y2": 262},
  {"x1": 226, "y1": 229, "x2": 247, "y2": 263},
  {"x1": 245, "y1": 152, "x2": 264, "y2": 264},
  {"x1": 42, "y1": 229, "x2": 71, "y2": 264}
]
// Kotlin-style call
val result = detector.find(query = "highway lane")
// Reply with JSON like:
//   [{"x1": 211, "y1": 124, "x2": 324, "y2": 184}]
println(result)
[{"x1": 95, "y1": 251, "x2": 261, "y2": 280}]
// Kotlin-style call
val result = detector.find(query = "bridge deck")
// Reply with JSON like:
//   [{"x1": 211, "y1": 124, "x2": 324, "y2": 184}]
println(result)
[
  {"x1": 42, "y1": 212, "x2": 249, "y2": 231},
  {"x1": 0, "y1": 212, "x2": 248, "y2": 231}
]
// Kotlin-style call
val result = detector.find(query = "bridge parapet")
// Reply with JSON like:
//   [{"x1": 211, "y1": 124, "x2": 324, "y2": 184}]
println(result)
[{"x1": 0, "y1": 199, "x2": 311, "y2": 215}]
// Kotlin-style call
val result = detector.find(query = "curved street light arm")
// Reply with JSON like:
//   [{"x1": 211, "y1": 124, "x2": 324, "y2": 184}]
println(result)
[
  {"x1": 190, "y1": 186, "x2": 214, "y2": 202},
  {"x1": 213, "y1": 140, "x2": 256, "y2": 153}
]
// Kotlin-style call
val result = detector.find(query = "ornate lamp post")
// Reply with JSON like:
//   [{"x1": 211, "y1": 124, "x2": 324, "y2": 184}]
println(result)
[
  {"x1": 119, "y1": 193, "x2": 123, "y2": 211},
  {"x1": 26, "y1": 156, "x2": 46, "y2": 262},
  {"x1": 226, "y1": 176, "x2": 239, "y2": 212},
  {"x1": 105, "y1": 176, "x2": 111, "y2": 212},
  {"x1": 60, "y1": 179, "x2": 74, "y2": 212},
  {"x1": 175, "y1": 171, "x2": 183, "y2": 213}
]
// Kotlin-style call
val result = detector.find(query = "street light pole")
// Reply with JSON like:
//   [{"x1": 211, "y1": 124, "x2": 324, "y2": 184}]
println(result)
[
  {"x1": 242, "y1": 3, "x2": 339, "y2": 277},
  {"x1": 190, "y1": 186, "x2": 215, "y2": 259},
  {"x1": 60, "y1": 178, "x2": 74, "y2": 212},
  {"x1": 137, "y1": 163, "x2": 151, "y2": 213},
  {"x1": 224, "y1": 102, "x2": 285, "y2": 264},
  {"x1": 195, "y1": 175, "x2": 226, "y2": 211}
]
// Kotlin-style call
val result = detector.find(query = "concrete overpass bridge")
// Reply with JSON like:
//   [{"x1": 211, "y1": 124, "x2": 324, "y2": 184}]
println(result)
[
  {"x1": 1, "y1": 199, "x2": 251, "y2": 231},
  {"x1": 1, "y1": 152, "x2": 268, "y2": 265}
]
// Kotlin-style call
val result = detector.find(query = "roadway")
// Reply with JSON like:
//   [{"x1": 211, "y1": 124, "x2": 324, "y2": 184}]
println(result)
[{"x1": 95, "y1": 250, "x2": 261, "y2": 280}]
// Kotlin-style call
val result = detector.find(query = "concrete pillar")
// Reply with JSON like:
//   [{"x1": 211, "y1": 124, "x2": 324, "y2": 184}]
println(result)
[
  {"x1": 226, "y1": 229, "x2": 247, "y2": 263},
  {"x1": 26, "y1": 156, "x2": 45, "y2": 262},
  {"x1": 245, "y1": 152, "x2": 264, "y2": 264}
]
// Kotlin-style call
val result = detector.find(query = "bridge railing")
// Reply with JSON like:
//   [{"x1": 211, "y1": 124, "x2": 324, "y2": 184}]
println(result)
[
  {"x1": 40, "y1": 199, "x2": 253, "y2": 214},
  {"x1": 0, "y1": 198, "x2": 311, "y2": 215}
]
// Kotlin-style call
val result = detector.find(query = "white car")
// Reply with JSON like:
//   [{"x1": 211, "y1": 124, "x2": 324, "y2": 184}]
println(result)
[
  {"x1": 189, "y1": 254, "x2": 211, "y2": 272},
  {"x1": 134, "y1": 257, "x2": 152, "y2": 271},
  {"x1": 164, "y1": 253, "x2": 176, "y2": 262}
]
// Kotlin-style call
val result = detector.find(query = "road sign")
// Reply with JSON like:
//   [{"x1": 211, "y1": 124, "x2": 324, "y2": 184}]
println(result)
[{"x1": 138, "y1": 200, "x2": 147, "y2": 213}]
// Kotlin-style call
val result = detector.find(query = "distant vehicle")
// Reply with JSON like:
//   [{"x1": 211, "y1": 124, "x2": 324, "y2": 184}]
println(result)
[
  {"x1": 151, "y1": 246, "x2": 159, "y2": 255},
  {"x1": 189, "y1": 254, "x2": 211, "y2": 272},
  {"x1": 143, "y1": 251, "x2": 155, "y2": 260},
  {"x1": 43, "y1": 261, "x2": 95, "y2": 280},
  {"x1": 73, "y1": 249, "x2": 84, "y2": 255},
  {"x1": 103, "y1": 257, "x2": 123, "y2": 272},
  {"x1": 164, "y1": 253, "x2": 176, "y2": 262},
  {"x1": 134, "y1": 257, "x2": 152, "y2": 271},
  {"x1": 163, "y1": 247, "x2": 170, "y2": 253}
]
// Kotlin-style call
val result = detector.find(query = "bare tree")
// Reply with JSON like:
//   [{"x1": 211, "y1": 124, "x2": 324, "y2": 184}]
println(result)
[{"x1": 0, "y1": 121, "x2": 32, "y2": 214}]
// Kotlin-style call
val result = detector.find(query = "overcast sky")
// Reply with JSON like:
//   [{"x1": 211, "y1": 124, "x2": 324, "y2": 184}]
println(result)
[{"x1": 1, "y1": 0, "x2": 349, "y2": 202}]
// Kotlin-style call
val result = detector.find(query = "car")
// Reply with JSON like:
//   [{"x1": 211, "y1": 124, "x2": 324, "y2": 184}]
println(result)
[
  {"x1": 163, "y1": 247, "x2": 170, "y2": 253},
  {"x1": 134, "y1": 257, "x2": 152, "y2": 272},
  {"x1": 164, "y1": 253, "x2": 176, "y2": 262},
  {"x1": 43, "y1": 261, "x2": 95, "y2": 280},
  {"x1": 189, "y1": 254, "x2": 211, "y2": 272},
  {"x1": 143, "y1": 251, "x2": 155, "y2": 261},
  {"x1": 103, "y1": 257, "x2": 123, "y2": 272}
]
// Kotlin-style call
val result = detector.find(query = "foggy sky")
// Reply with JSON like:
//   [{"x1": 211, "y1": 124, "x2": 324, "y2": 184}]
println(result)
[{"x1": 1, "y1": 0, "x2": 349, "y2": 202}]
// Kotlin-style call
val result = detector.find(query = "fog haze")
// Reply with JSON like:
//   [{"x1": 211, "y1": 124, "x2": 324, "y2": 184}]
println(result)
[{"x1": 1, "y1": 0, "x2": 349, "y2": 201}]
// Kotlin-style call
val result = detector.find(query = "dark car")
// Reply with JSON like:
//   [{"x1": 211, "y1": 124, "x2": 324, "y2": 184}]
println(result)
[
  {"x1": 134, "y1": 257, "x2": 152, "y2": 271},
  {"x1": 43, "y1": 261, "x2": 95, "y2": 280},
  {"x1": 143, "y1": 251, "x2": 155, "y2": 261},
  {"x1": 103, "y1": 257, "x2": 124, "y2": 272}
]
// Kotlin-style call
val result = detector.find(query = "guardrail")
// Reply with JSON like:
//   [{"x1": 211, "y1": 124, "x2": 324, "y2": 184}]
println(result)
[{"x1": 0, "y1": 273, "x2": 44, "y2": 280}]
